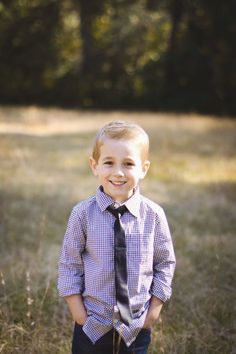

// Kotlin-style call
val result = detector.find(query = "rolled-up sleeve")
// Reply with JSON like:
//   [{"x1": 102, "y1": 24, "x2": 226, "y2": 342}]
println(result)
[
  {"x1": 150, "y1": 208, "x2": 176, "y2": 302},
  {"x1": 57, "y1": 205, "x2": 86, "y2": 297}
]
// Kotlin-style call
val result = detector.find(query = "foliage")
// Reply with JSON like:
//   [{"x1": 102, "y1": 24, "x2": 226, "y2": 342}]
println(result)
[
  {"x1": 0, "y1": 0, "x2": 235, "y2": 114},
  {"x1": 0, "y1": 0, "x2": 60, "y2": 102}
]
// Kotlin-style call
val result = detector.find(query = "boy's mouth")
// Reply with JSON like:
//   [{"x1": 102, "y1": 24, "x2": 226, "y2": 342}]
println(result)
[{"x1": 109, "y1": 180, "x2": 127, "y2": 186}]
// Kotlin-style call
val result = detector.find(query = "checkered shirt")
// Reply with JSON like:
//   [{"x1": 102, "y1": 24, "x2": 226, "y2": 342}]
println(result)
[{"x1": 58, "y1": 186, "x2": 176, "y2": 346}]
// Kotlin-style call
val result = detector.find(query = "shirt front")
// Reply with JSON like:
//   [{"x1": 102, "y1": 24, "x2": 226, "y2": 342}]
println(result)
[{"x1": 58, "y1": 186, "x2": 176, "y2": 346}]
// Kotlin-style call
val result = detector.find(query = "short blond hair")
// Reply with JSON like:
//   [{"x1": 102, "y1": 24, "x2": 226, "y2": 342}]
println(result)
[{"x1": 91, "y1": 120, "x2": 149, "y2": 161}]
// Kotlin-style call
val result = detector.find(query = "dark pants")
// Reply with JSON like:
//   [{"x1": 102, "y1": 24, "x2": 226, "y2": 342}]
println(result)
[{"x1": 72, "y1": 323, "x2": 151, "y2": 354}]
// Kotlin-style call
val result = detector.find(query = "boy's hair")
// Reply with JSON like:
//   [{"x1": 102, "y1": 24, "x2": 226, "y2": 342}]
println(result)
[{"x1": 92, "y1": 120, "x2": 149, "y2": 161}]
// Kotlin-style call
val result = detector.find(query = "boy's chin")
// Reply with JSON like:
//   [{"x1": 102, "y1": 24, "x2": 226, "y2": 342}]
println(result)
[{"x1": 106, "y1": 190, "x2": 133, "y2": 203}]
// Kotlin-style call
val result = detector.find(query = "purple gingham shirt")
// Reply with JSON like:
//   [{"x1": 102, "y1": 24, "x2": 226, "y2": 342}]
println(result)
[{"x1": 58, "y1": 186, "x2": 176, "y2": 346}]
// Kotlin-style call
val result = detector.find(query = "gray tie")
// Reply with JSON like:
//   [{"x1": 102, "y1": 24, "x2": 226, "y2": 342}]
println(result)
[{"x1": 107, "y1": 204, "x2": 133, "y2": 325}]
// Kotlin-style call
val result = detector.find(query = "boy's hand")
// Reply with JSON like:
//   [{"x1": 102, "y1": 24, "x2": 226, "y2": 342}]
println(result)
[
  {"x1": 74, "y1": 311, "x2": 88, "y2": 326},
  {"x1": 65, "y1": 294, "x2": 88, "y2": 325},
  {"x1": 143, "y1": 296, "x2": 163, "y2": 329}
]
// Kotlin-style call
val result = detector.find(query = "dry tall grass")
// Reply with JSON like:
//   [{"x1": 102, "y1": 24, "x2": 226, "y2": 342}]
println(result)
[{"x1": 0, "y1": 106, "x2": 235, "y2": 353}]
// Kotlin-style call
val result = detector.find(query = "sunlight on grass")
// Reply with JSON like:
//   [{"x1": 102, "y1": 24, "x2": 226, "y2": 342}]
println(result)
[{"x1": 0, "y1": 106, "x2": 235, "y2": 353}]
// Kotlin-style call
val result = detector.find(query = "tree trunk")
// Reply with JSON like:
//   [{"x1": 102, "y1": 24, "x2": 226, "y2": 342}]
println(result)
[{"x1": 164, "y1": 0, "x2": 183, "y2": 86}]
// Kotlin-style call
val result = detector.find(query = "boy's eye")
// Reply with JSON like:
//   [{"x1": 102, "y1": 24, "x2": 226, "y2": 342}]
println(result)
[
  {"x1": 104, "y1": 161, "x2": 113, "y2": 165},
  {"x1": 125, "y1": 162, "x2": 135, "y2": 167}
]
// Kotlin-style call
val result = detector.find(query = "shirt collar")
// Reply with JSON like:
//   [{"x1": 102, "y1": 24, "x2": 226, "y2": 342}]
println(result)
[{"x1": 96, "y1": 186, "x2": 141, "y2": 218}]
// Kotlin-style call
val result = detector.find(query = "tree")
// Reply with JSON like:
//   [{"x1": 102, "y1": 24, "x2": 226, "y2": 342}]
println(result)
[{"x1": 0, "y1": 0, "x2": 60, "y2": 103}]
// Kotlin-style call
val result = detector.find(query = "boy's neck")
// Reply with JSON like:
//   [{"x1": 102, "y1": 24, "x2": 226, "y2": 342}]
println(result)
[{"x1": 100, "y1": 185, "x2": 138, "y2": 204}]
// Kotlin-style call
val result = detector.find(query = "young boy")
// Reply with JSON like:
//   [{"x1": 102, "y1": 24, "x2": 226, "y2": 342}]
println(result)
[{"x1": 58, "y1": 121, "x2": 176, "y2": 354}]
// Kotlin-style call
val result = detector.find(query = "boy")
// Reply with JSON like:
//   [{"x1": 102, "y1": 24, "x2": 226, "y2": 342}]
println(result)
[{"x1": 58, "y1": 121, "x2": 176, "y2": 354}]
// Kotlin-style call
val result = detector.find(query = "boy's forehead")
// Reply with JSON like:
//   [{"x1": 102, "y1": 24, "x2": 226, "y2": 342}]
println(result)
[
  {"x1": 99, "y1": 138, "x2": 146, "y2": 158},
  {"x1": 101, "y1": 137, "x2": 141, "y2": 149}
]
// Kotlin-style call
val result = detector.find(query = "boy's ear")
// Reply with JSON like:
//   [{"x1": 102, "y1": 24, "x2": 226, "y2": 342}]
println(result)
[
  {"x1": 89, "y1": 156, "x2": 98, "y2": 176},
  {"x1": 141, "y1": 160, "x2": 150, "y2": 179}
]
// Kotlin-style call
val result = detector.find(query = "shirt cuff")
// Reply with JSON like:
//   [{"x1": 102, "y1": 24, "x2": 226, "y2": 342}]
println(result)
[
  {"x1": 57, "y1": 276, "x2": 84, "y2": 297},
  {"x1": 150, "y1": 281, "x2": 172, "y2": 303}
]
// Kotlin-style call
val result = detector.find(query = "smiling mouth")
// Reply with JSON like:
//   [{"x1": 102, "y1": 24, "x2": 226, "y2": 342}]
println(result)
[{"x1": 110, "y1": 181, "x2": 127, "y2": 186}]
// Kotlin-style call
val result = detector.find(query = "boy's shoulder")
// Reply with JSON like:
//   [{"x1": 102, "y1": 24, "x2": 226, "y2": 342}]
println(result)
[
  {"x1": 73, "y1": 195, "x2": 96, "y2": 214},
  {"x1": 140, "y1": 194, "x2": 165, "y2": 215},
  {"x1": 74, "y1": 195, "x2": 96, "y2": 210}
]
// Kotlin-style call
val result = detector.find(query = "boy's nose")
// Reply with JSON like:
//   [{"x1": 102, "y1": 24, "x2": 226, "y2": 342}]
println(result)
[{"x1": 113, "y1": 167, "x2": 124, "y2": 176}]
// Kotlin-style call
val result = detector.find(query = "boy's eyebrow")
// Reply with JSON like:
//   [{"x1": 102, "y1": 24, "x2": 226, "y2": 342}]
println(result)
[
  {"x1": 124, "y1": 156, "x2": 136, "y2": 160},
  {"x1": 102, "y1": 156, "x2": 114, "y2": 160},
  {"x1": 102, "y1": 156, "x2": 136, "y2": 161},
  {"x1": 122, "y1": 156, "x2": 137, "y2": 162}
]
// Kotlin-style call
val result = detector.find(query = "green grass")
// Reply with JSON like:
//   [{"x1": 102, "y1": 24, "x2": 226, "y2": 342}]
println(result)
[{"x1": 0, "y1": 106, "x2": 236, "y2": 353}]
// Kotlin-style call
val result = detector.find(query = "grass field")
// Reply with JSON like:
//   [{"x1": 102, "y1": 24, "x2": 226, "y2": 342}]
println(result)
[{"x1": 0, "y1": 106, "x2": 235, "y2": 354}]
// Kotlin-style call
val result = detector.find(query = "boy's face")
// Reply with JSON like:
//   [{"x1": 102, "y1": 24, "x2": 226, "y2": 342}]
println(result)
[{"x1": 89, "y1": 138, "x2": 150, "y2": 203}]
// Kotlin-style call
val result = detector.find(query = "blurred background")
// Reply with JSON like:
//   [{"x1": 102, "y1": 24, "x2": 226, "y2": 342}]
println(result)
[
  {"x1": 0, "y1": 1, "x2": 236, "y2": 353},
  {"x1": 0, "y1": 0, "x2": 236, "y2": 115}
]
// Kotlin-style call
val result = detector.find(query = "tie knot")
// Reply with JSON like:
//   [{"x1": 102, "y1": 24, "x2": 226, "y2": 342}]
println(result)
[{"x1": 107, "y1": 204, "x2": 127, "y2": 218}]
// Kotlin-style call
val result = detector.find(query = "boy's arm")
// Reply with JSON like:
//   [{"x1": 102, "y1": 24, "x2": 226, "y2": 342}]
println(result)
[
  {"x1": 58, "y1": 206, "x2": 86, "y2": 299},
  {"x1": 143, "y1": 296, "x2": 163, "y2": 329},
  {"x1": 65, "y1": 294, "x2": 88, "y2": 325},
  {"x1": 151, "y1": 208, "x2": 176, "y2": 302},
  {"x1": 145, "y1": 207, "x2": 175, "y2": 328}
]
